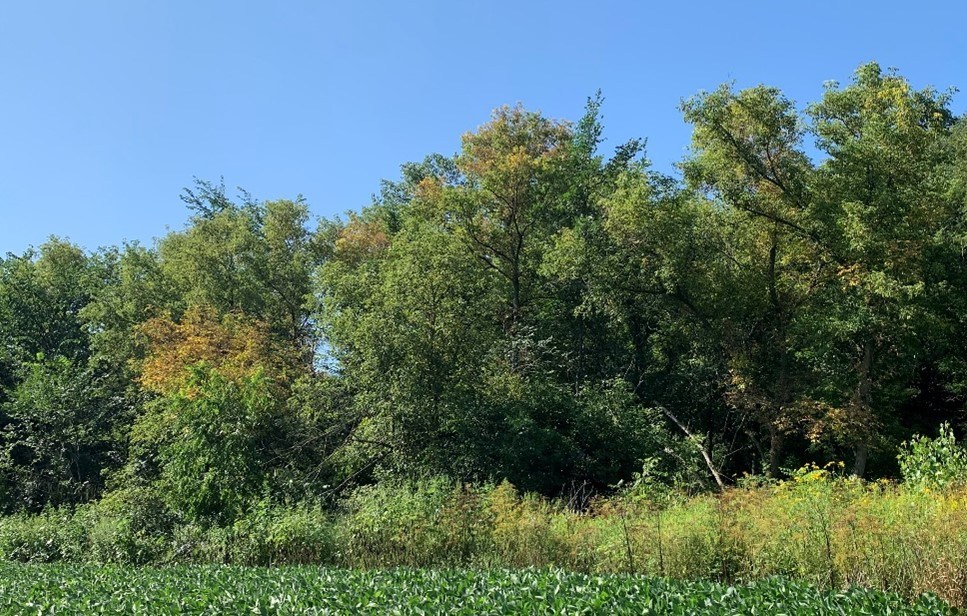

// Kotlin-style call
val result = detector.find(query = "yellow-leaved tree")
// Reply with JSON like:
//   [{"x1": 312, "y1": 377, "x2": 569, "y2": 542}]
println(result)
[{"x1": 128, "y1": 305, "x2": 294, "y2": 523}]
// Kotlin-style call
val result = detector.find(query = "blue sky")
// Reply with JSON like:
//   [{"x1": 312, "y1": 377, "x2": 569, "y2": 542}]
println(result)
[{"x1": 1, "y1": 1, "x2": 964, "y2": 254}]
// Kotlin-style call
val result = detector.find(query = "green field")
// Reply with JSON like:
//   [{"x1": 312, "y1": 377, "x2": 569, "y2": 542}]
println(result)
[{"x1": 0, "y1": 565, "x2": 954, "y2": 615}]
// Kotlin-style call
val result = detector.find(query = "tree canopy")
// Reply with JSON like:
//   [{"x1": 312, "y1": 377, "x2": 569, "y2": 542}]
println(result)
[{"x1": 1, "y1": 63, "x2": 965, "y2": 519}]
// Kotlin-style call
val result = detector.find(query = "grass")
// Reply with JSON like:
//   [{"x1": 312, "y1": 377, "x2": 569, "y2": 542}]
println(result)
[{"x1": 2, "y1": 472, "x2": 967, "y2": 609}]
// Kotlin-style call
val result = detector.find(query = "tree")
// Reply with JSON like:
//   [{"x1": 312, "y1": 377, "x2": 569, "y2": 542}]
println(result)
[
  {"x1": 547, "y1": 159, "x2": 736, "y2": 488},
  {"x1": 0, "y1": 239, "x2": 102, "y2": 365},
  {"x1": 132, "y1": 366, "x2": 280, "y2": 524},
  {"x1": 157, "y1": 182, "x2": 323, "y2": 367},
  {"x1": 807, "y1": 63, "x2": 958, "y2": 475},
  {"x1": 0, "y1": 241, "x2": 131, "y2": 511},
  {"x1": 452, "y1": 104, "x2": 574, "y2": 335},
  {"x1": 320, "y1": 214, "x2": 502, "y2": 482},
  {"x1": 127, "y1": 307, "x2": 298, "y2": 523},
  {"x1": 136, "y1": 305, "x2": 285, "y2": 395},
  {"x1": 0, "y1": 355, "x2": 130, "y2": 511},
  {"x1": 680, "y1": 83, "x2": 826, "y2": 477},
  {"x1": 319, "y1": 100, "x2": 688, "y2": 493}
]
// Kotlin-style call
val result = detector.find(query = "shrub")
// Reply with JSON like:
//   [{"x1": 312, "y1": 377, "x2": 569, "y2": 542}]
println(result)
[
  {"x1": 222, "y1": 500, "x2": 335, "y2": 565},
  {"x1": 898, "y1": 422, "x2": 967, "y2": 489},
  {"x1": 78, "y1": 486, "x2": 175, "y2": 565},
  {"x1": 0, "y1": 509, "x2": 86, "y2": 562},
  {"x1": 131, "y1": 365, "x2": 282, "y2": 525},
  {"x1": 335, "y1": 478, "x2": 500, "y2": 568}
]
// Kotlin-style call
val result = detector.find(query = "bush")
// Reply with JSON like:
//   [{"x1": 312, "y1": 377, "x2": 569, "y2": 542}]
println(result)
[
  {"x1": 166, "y1": 501, "x2": 335, "y2": 566},
  {"x1": 222, "y1": 500, "x2": 335, "y2": 565},
  {"x1": 336, "y1": 477, "x2": 493, "y2": 568},
  {"x1": 131, "y1": 365, "x2": 283, "y2": 525},
  {"x1": 0, "y1": 475, "x2": 967, "y2": 606},
  {"x1": 898, "y1": 423, "x2": 967, "y2": 488},
  {"x1": 487, "y1": 480, "x2": 572, "y2": 569},
  {"x1": 0, "y1": 509, "x2": 86, "y2": 562},
  {"x1": 78, "y1": 486, "x2": 175, "y2": 564}
]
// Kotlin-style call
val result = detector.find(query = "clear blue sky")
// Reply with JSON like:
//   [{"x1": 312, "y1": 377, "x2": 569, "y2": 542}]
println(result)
[{"x1": 1, "y1": 1, "x2": 964, "y2": 255}]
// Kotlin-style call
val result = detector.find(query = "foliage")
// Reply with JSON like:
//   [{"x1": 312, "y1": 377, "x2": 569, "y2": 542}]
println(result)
[
  {"x1": 0, "y1": 477, "x2": 964, "y2": 605},
  {"x1": 0, "y1": 356, "x2": 130, "y2": 511},
  {"x1": 0, "y1": 565, "x2": 952, "y2": 614},
  {"x1": 2, "y1": 62, "x2": 967, "y2": 534},
  {"x1": 0, "y1": 509, "x2": 86, "y2": 563},
  {"x1": 336, "y1": 477, "x2": 492, "y2": 568},
  {"x1": 130, "y1": 366, "x2": 282, "y2": 524},
  {"x1": 136, "y1": 305, "x2": 281, "y2": 394},
  {"x1": 898, "y1": 423, "x2": 967, "y2": 488},
  {"x1": 0, "y1": 239, "x2": 102, "y2": 365},
  {"x1": 175, "y1": 499, "x2": 335, "y2": 566},
  {"x1": 77, "y1": 486, "x2": 175, "y2": 565}
]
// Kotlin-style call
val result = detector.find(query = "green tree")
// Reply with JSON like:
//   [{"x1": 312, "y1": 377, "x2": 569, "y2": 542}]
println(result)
[
  {"x1": 807, "y1": 63, "x2": 958, "y2": 475},
  {"x1": 0, "y1": 239, "x2": 102, "y2": 365},
  {"x1": 680, "y1": 84, "x2": 826, "y2": 477},
  {"x1": 320, "y1": 100, "x2": 683, "y2": 493},
  {"x1": 452, "y1": 104, "x2": 574, "y2": 334},
  {"x1": 153, "y1": 182, "x2": 323, "y2": 367},
  {"x1": 131, "y1": 365, "x2": 280, "y2": 524},
  {"x1": 0, "y1": 355, "x2": 130, "y2": 511},
  {"x1": 0, "y1": 241, "x2": 131, "y2": 510},
  {"x1": 320, "y1": 214, "x2": 501, "y2": 482},
  {"x1": 547, "y1": 160, "x2": 735, "y2": 487}
]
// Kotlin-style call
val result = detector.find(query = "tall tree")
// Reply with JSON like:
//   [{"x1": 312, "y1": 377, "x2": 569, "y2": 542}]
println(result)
[
  {"x1": 156, "y1": 181, "x2": 323, "y2": 366},
  {"x1": 807, "y1": 63, "x2": 958, "y2": 475},
  {"x1": 453, "y1": 104, "x2": 574, "y2": 336},
  {"x1": 681, "y1": 84, "x2": 826, "y2": 477},
  {"x1": 0, "y1": 356, "x2": 129, "y2": 511},
  {"x1": 0, "y1": 240, "x2": 131, "y2": 510}
]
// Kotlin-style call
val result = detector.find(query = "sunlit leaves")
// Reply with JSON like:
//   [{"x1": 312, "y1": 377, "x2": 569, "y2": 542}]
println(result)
[
  {"x1": 137, "y1": 305, "x2": 280, "y2": 395},
  {"x1": 0, "y1": 565, "x2": 952, "y2": 614}
]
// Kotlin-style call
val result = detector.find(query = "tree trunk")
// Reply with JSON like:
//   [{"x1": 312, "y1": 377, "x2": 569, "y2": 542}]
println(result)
[
  {"x1": 768, "y1": 426, "x2": 783, "y2": 478},
  {"x1": 852, "y1": 442, "x2": 869, "y2": 478},
  {"x1": 767, "y1": 230, "x2": 789, "y2": 479},
  {"x1": 851, "y1": 340, "x2": 874, "y2": 477}
]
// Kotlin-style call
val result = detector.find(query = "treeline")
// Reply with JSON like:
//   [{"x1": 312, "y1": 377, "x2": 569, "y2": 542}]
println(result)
[{"x1": 1, "y1": 62, "x2": 966, "y2": 520}]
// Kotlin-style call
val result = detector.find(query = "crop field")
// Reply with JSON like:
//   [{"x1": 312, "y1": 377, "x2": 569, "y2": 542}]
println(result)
[{"x1": 0, "y1": 565, "x2": 954, "y2": 615}]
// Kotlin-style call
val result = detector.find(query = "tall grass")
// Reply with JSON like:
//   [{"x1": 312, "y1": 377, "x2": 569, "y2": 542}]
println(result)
[{"x1": 1, "y1": 471, "x2": 966, "y2": 606}]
